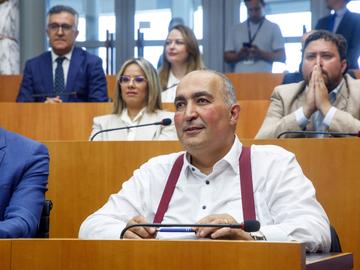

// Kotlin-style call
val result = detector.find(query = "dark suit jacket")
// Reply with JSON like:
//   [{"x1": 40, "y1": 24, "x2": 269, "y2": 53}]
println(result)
[
  {"x1": 16, "y1": 47, "x2": 108, "y2": 102},
  {"x1": 315, "y1": 10, "x2": 360, "y2": 69},
  {"x1": 0, "y1": 128, "x2": 49, "y2": 238}
]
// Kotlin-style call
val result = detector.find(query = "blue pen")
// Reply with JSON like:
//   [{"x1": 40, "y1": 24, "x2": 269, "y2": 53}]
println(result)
[{"x1": 157, "y1": 227, "x2": 195, "y2": 233}]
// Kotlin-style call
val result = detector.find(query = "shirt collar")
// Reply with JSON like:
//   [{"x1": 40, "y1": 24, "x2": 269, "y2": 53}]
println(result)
[
  {"x1": 120, "y1": 107, "x2": 146, "y2": 125},
  {"x1": 183, "y1": 136, "x2": 241, "y2": 175},
  {"x1": 330, "y1": 78, "x2": 345, "y2": 97},
  {"x1": 51, "y1": 48, "x2": 73, "y2": 63}
]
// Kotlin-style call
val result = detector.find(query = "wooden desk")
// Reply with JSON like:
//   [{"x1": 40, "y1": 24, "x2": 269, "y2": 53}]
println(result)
[
  {"x1": 43, "y1": 139, "x2": 360, "y2": 269},
  {"x1": 0, "y1": 75, "x2": 117, "y2": 102},
  {"x1": 0, "y1": 101, "x2": 268, "y2": 140},
  {"x1": 0, "y1": 239, "x2": 349, "y2": 270},
  {"x1": 0, "y1": 103, "x2": 113, "y2": 141},
  {"x1": 0, "y1": 73, "x2": 282, "y2": 102},
  {"x1": 0, "y1": 240, "x2": 11, "y2": 270}
]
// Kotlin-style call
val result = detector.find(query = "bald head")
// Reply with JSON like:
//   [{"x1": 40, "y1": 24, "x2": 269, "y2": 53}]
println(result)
[
  {"x1": 174, "y1": 70, "x2": 240, "y2": 167},
  {"x1": 177, "y1": 70, "x2": 237, "y2": 108}
]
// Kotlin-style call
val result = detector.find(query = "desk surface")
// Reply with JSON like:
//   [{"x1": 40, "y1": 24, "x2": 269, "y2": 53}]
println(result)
[{"x1": 0, "y1": 239, "x2": 352, "y2": 270}]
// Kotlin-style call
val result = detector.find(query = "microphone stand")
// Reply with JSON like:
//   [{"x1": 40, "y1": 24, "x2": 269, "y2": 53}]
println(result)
[
  {"x1": 276, "y1": 130, "x2": 360, "y2": 139},
  {"x1": 90, "y1": 119, "x2": 171, "y2": 141},
  {"x1": 120, "y1": 221, "x2": 260, "y2": 239}
]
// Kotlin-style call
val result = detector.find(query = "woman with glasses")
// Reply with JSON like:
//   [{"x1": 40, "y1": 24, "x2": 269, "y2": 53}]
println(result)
[
  {"x1": 90, "y1": 58, "x2": 177, "y2": 141},
  {"x1": 159, "y1": 25, "x2": 204, "y2": 102}
]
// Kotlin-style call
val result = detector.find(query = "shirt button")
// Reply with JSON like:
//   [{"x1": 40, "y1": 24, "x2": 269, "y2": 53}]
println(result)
[
  {"x1": 202, "y1": 205, "x2": 206, "y2": 210},
  {"x1": 205, "y1": 180, "x2": 210, "y2": 185}
]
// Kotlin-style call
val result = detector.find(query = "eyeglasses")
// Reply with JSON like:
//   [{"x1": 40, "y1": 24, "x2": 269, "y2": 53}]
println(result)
[
  {"x1": 48, "y1": 23, "x2": 75, "y2": 33},
  {"x1": 119, "y1": 75, "x2": 147, "y2": 85}
]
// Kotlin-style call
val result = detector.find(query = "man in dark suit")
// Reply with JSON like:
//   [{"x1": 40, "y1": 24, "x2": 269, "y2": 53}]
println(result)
[
  {"x1": 315, "y1": 0, "x2": 360, "y2": 70},
  {"x1": 0, "y1": 128, "x2": 49, "y2": 237},
  {"x1": 17, "y1": 5, "x2": 108, "y2": 103}
]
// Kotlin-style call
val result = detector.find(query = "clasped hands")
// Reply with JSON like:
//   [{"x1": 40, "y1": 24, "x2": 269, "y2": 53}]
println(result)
[
  {"x1": 123, "y1": 214, "x2": 253, "y2": 240},
  {"x1": 303, "y1": 65, "x2": 332, "y2": 119},
  {"x1": 45, "y1": 96, "x2": 63, "y2": 103}
]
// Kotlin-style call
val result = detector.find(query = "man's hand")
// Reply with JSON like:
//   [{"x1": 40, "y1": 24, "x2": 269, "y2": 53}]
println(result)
[
  {"x1": 193, "y1": 214, "x2": 253, "y2": 240},
  {"x1": 123, "y1": 216, "x2": 156, "y2": 239},
  {"x1": 249, "y1": 45, "x2": 261, "y2": 61},
  {"x1": 304, "y1": 65, "x2": 331, "y2": 118},
  {"x1": 45, "y1": 96, "x2": 63, "y2": 103},
  {"x1": 312, "y1": 65, "x2": 331, "y2": 116},
  {"x1": 303, "y1": 69, "x2": 317, "y2": 118}
]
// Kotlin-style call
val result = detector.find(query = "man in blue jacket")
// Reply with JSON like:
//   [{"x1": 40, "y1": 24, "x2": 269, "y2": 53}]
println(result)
[
  {"x1": 0, "y1": 128, "x2": 49, "y2": 237},
  {"x1": 17, "y1": 5, "x2": 108, "y2": 103},
  {"x1": 315, "y1": 0, "x2": 360, "y2": 69}
]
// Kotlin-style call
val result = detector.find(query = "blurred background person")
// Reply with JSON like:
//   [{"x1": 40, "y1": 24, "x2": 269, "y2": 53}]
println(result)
[
  {"x1": 158, "y1": 24, "x2": 204, "y2": 102},
  {"x1": 157, "y1": 17, "x2": 185, "y2": 69},
  {"x1": 0, "y1": 0, "x2": 19, "y2": 74},
  {"x1": 315, "y1": 0, "x2": 360, "y2": 70},
  {"x1": 90, "y1": 58, "x2": 177, "y2": 141},
  {"x1": 16, "y1": 5, "x2": 108, "y2": 103},
  {"x1": 224, "y1": 0, "x2": 285, "y2": 73}
]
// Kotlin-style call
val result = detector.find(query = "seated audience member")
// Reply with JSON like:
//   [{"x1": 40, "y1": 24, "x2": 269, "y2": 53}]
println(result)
[
  {"x1": 16, "y1": 5, "x2": 108, "y2": 103},
  {"x1": 0, "y1": 128, "x2": 49, "y2": 238},
  {"x1": 282, "y1": 30, "x2": 356, "y2": 84},
  {"x1": 157, "y1": 17, "x2": 185, "y2": 69},
  {"x1": 159, "y1": 24, "x2": 204, "y2": 102},
  {"x1": 256, "y1": 30, "x2": 360, "y2": 139},
  {"x1": 224, "y1": 0, "x2": 286, "y2": 73},
  {"x1": 90, "y1": 58, "x2": 177, "y2": 141},
  {"x1": 79, "y1": 70, "x2": 330, "y2": 253}
]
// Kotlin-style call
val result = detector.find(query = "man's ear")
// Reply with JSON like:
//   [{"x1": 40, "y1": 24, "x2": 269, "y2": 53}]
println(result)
[
  {"x1": 229, "y1": 103, "x2": 240, "y2": 125},
  {"x1": 340, "y1": 59, "x2": 347, "y2": 75}
]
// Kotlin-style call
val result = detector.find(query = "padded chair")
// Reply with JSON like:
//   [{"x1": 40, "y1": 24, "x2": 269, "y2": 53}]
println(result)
[
  {"x1": 35, "y1": 199, "x2": 53, "y2": 238},
  {"x1": 330, "y1": 225, "x2": 342, "y2": 252}
]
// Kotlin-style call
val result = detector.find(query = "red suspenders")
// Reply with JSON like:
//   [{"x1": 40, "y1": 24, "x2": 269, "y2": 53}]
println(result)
[{"x1": 153, "y1": 146, "x2": 255, "y2": 223}]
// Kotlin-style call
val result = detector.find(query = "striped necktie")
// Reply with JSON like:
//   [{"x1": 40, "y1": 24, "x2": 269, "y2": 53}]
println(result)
[{"x1": 54, "y1": 56, "x2": 65, "y2": 93}]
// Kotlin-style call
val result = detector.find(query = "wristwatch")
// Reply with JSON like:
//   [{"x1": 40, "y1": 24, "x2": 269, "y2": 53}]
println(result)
[{"x1": 249, "y1": 231, "x2": 266, "y2": 241}]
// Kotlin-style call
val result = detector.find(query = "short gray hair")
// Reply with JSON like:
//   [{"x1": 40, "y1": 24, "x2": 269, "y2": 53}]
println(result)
[
  {"x1": 48, "y1": 5, "x2": 79, "y2": 29},
  {"x1": 205, "y1": 70, "x2": 237, "y2": 108}
]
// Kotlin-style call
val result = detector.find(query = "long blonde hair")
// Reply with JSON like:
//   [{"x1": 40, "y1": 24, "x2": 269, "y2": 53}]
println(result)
[
  {"x1": 113, "y1": 58, "x2": 162, "y2": 114},
  {"x1": 158, "y1": 25, "x2": 204, "y2": 90}
]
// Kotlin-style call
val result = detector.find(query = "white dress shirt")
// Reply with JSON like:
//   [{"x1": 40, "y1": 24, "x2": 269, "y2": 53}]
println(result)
[
  {"x1": 161, "y1": 71, "x2": 179, "y2": 102},
  {"x1": 90, "y1": 109, "x2": 177, "y2": 141},
  {"x1": 79, "y1": 137, "x2": 331, "y2": 252}
]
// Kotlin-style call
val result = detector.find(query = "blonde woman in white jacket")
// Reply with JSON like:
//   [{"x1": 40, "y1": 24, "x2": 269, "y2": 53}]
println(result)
[{"x1": 90, "y1": 58, "x2": 177, "y2": 141}]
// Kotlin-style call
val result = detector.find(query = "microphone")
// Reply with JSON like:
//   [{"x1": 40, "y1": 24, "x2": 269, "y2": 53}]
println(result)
[
  {"x1": 90, "y1": 118, "x2": 172, "y2": 141},
  {"x1": 276, "y1": 130, "x2": 360, "y2": 139},
  {"x1": 119, "y1": 220, "x2": 260, "y2": 239},
  {"x1": 162, "y1": 83, "x2": 179, "y2": 92}
]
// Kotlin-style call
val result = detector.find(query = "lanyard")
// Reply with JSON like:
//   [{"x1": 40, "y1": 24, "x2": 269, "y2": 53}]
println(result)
[{"x1": 247, "y1": 17, "x2": 265, "y2": 44}]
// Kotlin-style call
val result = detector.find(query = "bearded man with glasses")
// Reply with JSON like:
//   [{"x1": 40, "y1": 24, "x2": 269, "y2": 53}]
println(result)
[{"x1": 17, "y1": 5, "x2": 108, "y2": 103}]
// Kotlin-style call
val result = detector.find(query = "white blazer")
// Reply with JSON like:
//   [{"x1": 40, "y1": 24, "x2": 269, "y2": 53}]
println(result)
[{"x1": 90, "y1": 109, "x2": 178, "y2": 141}]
